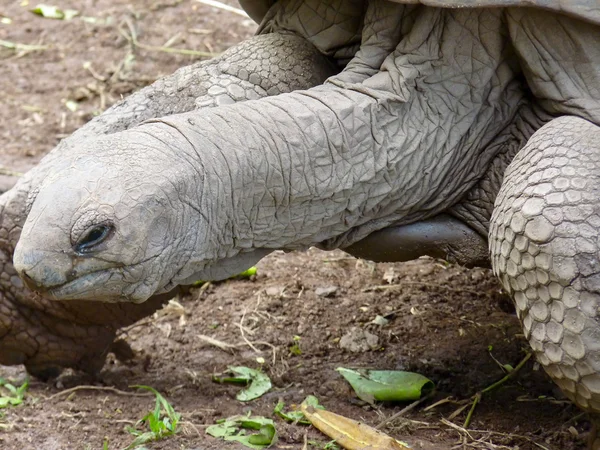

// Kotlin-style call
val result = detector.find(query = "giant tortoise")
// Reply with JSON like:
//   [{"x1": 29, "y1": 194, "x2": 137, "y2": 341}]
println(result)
[{"x1": 1, "y1": 0, "x2": 600, "y2": 445}]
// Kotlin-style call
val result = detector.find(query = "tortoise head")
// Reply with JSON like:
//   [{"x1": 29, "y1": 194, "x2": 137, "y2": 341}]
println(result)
[{"x1": 12, "y1": 133, "x2": 183, "y2": 303}]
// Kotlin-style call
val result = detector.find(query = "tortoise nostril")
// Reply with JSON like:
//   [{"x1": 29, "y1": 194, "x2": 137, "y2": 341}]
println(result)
[
  {"x1": 21, "y1": 270, "x2": 35, "y2": 287},
  {"x1": 20, "y1": 269, "x2": 44, "y2": 292},
  {"x1": 21, "y1": 270, "x2": 33, "y2": 281}
]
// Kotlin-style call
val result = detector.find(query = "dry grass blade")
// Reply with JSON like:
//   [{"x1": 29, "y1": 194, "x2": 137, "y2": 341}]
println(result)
[
  {"x1": 0, "y1": 39, "x2": 49, "y2": 53},
  {"x1": 440, "y1": 418, "x2": 551, "y2": 450},
  {"x1": 375, "y1": 391, "x2": 435, "y2": 429},
  {"x1": 422, "y1": 396, "x2": 456, "y2": 412},
  {"x1": 119, "y1": 18, "x2": 217, "y2": 58},
  {"x1": 197, "y1": 334, "x2": 237, "y2": 352},
  {"x1": 193, "y1": 0, "x2": 249, "y2": 17},
  {"x1": 47, "y1": 385, "x2": 152, "y2": 401},
  {"x1": 0, "y1": 167, "x2": 23, "y2": 177}
]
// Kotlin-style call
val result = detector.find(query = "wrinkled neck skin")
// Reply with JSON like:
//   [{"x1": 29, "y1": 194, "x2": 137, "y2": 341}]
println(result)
[{"x1": 15, "y1": 3, "x2": 525, "y2": 303}]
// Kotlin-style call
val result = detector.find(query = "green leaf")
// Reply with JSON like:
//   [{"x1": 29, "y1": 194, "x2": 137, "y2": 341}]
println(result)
[
  {"x1": 503, "y1": 364, "x2": 514, "y2": 373},
  {"x1": 31, "y1": 4, "x2": 79, "y2": 20},
  {"x1": 193, "y1": 266, "x2": 257, "y2": 286},
  {"x1": 15, "y1": 380, "x2": 28, "y2": 398},
  {"x1": 124, "y1": 431, "x2": 157, "y2": 449},
  {"x1": 0, "y1": 378, "x2": 28, "y2": 409},
  {"x1": 274, "y1": 401, "x2": 310, "y2": 425},
  {"x1": 206, "y1": 414, "x2": 277, "y2": 449},
  {"x1": 275, "y1": 396, "x2": 324, "y2": 425},
  {"x1": 213, "y1": 366, "x2": 272, "y2": 401},
  {"x1": 302, "y1": 395, "x2": 324, "y2": 409},
  {"x1": 236, "y1": 266, "x2": 257, "y2": 278},
  {"x1": 336, "y1": 367, "x2": 434, "y2": 403},
  {"x1": 124, "y1": 386, "x2": 180, "y2": 449}
]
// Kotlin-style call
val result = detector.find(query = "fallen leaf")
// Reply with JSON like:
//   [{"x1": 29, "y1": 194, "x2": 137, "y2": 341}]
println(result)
[
  {"x1": 213, "y1": 366, "x2": 272, "y2": 401},
  {"x1": 274, "y1": 396, "x2": 323, "y2": 424},
  {"x1": 300, "y1": 399, "x2": 409, "y2": 450},
  {"x1": 31, "y1": 4, "x2": 79, "y2": 20},
  {"x1": 206, "y1": 414, "x2": 277, "y2": 449},
  {"x1": 336, "y1": 367, "x2": 434, "y2": 403}
]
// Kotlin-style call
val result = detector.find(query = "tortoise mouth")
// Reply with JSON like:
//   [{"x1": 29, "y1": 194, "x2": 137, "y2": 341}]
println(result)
[{"x1": 42, "y1": 269, "x2": 129, "y2": 303}]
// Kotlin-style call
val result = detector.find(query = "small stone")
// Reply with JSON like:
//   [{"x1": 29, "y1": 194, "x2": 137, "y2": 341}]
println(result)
[
  {"x1": 371, "y1": 315, "x2": 389, "y2": 326},
  {"x1": 339, "y1": 327, "x2": 379, "y2": 353},
  {"x1": 315, "y1": 286, "x2": 338, "y2": 297},
  {"x1": 265, "y1": 286, "x2": 284, "y2": 296}
]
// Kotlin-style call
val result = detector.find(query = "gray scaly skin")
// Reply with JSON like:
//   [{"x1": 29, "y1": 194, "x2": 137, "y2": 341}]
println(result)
[
  {"x1": 14, "y1": 3, "x2": 525, "y2": 301},
  {"x1": 4, "y1": 1, "x2": 600, "y2": 445},
  {"x1": 0, "y1": 32, "x2": 336, "y2": 377}
]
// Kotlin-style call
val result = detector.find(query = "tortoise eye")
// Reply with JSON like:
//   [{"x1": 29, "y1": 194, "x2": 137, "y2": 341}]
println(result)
[{"x1": 75, "y1": 224, "x2": 113, "y2": 254}]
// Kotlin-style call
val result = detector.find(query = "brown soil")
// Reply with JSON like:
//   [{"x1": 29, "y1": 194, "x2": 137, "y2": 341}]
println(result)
[{"x1": 0, "y1": 2, "x2": 590, "y2": 450}]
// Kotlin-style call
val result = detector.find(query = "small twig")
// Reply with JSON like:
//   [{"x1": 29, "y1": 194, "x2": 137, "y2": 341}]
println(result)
[
  {"x1": 181, "y1": 420, "x2": 203, "y2": 436},
  {"x1": 463, "y1": 352, "x2": 532, "y2": 428},
  {"x1": 82, "y1": 61, "x2": 108, "y2": 82},
  {"x1": 481, "y1": 352, "x2": 532, "y2": 396},
  {"x1": 47, "y1": 385, "x2": 152, "y2": 401},
  {"x1": 463, "y1": 392, "x2": 481, "y2": 429},
  {"x1": 197, "y1": 334, "x2": 237, "y2": 352},
  {"x1": 447, "y1": 402, "x2": 470, "y2": 420},
  {"x1": 114, "y1": 419, "x2": 136, "y2": 425},
  {"x1": 193, "y1": 0, "x2": 249, "y2": 17},
  {"x1": 162, "y1": 32, "x2": 182, "y2": 48},
  {"x1": 441, "y1": 417, "x2": 475, "y2": 441},
  {"x1": 302, "y1": 431, "x2": 308, "y2": 450},
  {"x1": 237, "y1": 306, "x2": 262, "y2": 354},
  {"x1": 375, "y1": 390, "x2": 435, "y2": 429},
  {"x1": 423, "y1": 396, "x2": 455, "y2": 412},
  {"x1": 235, "y1": 299, "x2": 278, "y2": 365},
  {"x1": 561, "y1": 411, "x2": 586, "y2": 427},
  {"x1": 441, "y1": 418, "x2": 551, "y2": 450}
]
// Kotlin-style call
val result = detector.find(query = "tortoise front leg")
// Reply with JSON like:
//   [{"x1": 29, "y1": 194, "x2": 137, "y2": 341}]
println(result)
[{"x1": 490, "y1": 116, "x2": 600, "y2": 447}]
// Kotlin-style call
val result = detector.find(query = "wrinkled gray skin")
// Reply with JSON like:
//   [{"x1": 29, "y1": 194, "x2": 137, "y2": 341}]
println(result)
[{"x1": 3, "y1": 0, "x2": 600, "y2": 445}]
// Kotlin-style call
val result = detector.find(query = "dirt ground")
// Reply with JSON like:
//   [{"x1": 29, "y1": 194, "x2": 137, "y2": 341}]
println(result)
[{"x1": 0, "y1": 1, "x2": 591, "y2": 449}]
